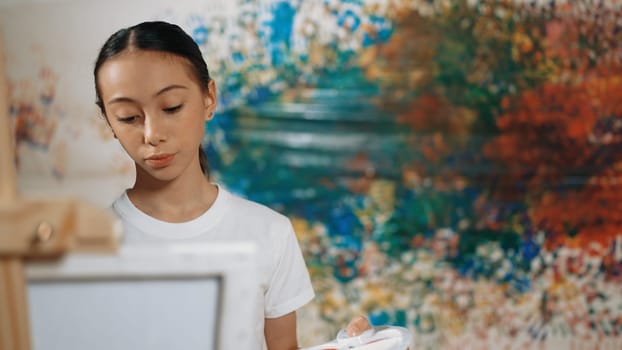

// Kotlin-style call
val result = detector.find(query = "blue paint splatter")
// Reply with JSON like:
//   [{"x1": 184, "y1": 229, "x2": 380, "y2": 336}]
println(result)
[
  {"x1": 268, "y1": 1, "x2": 296, "y2": 64},
  {"x1": 187, "y1": 15, "x2": 209, "y2": 46},
  {"x1": 337, "y1": 9, "x2": 361, "y2": 32},
  {"x1": 363, "y1": 15, "x2": 393, "y2": 47}
]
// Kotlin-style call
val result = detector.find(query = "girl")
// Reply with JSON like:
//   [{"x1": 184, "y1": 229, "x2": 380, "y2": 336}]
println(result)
[{"x1": 94, "y1": 21, "x2": 315, "y2": 350}]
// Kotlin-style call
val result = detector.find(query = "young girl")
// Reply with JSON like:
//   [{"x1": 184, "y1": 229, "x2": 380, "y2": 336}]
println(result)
[{"x1": 94, "y1": 21, "x2": 315, "y2": 350}]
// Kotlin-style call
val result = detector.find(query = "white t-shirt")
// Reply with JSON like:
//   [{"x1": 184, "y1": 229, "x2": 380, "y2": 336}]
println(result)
[{"x1": 111, "y1": 185, "x2": 315, "y2": 349}]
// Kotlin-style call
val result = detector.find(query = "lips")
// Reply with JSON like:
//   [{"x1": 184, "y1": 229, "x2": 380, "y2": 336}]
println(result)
[{"x1": 145, "y1": 153, "x2": 175, "y2": 168}]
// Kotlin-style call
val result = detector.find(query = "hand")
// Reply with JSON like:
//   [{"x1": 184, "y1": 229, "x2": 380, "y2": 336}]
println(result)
[
  {"x1": 345, "y1": 315, "x2": 372, "y2": 337},
  {"x1": 345, "y1": 316, "x2": 411, "y2": 349}
]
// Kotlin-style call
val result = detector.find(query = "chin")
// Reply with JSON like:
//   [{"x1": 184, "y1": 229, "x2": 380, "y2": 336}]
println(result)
[{"x1": 137, "y1": 166, "x2": 180, "y2": 183}]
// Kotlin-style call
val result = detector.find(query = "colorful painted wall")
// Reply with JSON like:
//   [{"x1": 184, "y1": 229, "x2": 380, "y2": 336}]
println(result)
[{"x1": 4, "y1": 0, "x2": 622, "y2": 348}]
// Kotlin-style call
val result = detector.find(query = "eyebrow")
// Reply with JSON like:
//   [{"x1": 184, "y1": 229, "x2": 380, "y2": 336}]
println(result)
[{"x1": 107, "y1": 84, "x2": 188, "y2": 104}]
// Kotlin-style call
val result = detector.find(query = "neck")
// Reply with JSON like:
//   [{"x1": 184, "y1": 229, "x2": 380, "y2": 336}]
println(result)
[{"x1": 128, "y1": 165, "x2": 218, "y2": 223}]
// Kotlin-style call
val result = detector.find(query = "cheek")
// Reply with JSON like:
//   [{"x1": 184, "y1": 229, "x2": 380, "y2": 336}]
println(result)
[
  {"x1": 109, "y1": 126, "x2": 141, "y2": 148},
  {"x1": 189, "y1": 121, "x2": 207, "y2": 146},
  {"x1": 183, "y1": 108, "x2": 208, "y2": 139}
]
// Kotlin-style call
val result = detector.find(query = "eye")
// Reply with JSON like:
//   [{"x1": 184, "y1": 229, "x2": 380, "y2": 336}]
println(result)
[
  {"x1": 117, "y1": 115, "x2": 138, "y2": 123},
  {"x1": 163, "y1": 104, "x2": 183, "y2": 114}
]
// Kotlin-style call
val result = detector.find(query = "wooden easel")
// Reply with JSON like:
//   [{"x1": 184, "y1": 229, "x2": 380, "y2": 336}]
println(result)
[{"x1": 0, "y1": 33, "x2": 119, "y2": 350}]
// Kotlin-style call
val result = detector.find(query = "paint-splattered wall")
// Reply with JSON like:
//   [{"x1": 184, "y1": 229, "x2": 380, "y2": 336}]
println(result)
[
  {"x1": 5, "y1": 0, "x2": 622, "y2": 348},
  {"x1": 204, "y1": 1, "x2": 622, "y2": 348}
]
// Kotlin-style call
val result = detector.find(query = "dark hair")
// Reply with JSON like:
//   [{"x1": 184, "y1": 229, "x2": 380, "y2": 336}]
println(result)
[{"x1": 94, "y1": 21, "x2": 211, "y2": 177}]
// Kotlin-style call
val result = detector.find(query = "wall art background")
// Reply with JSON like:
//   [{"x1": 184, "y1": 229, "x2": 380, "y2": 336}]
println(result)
[{"x1": 3, "y1": 0, "x2": 622, "y2": 348}]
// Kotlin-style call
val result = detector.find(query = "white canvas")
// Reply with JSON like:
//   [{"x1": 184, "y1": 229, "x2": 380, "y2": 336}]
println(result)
[{"x1": 26, "y1": 242, "x2": 259, "y2": 350}]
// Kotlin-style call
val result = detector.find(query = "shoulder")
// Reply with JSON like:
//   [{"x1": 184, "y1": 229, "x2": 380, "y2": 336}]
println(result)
[{"x1": 222, "y1": 189, "x2": 292, "y2": 232}]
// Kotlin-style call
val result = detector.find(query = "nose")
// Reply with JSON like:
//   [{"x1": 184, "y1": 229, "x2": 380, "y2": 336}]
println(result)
[{"x1": 143, "y1": 115, "x2": 166, "y2": 146}]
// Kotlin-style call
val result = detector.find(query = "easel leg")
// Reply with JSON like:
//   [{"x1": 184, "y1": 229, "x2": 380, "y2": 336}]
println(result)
[
  {"x1": 0, "y1": 257, "x2": 30, "y2": 350},
  {"x1": 0, "y1": 26, "x2": 31, "y2": 350}
]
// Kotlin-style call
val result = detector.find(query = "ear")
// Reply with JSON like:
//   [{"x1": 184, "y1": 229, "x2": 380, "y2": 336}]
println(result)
[{"x1": 203, "y1": 80, "x2": 218, "y2": 121}]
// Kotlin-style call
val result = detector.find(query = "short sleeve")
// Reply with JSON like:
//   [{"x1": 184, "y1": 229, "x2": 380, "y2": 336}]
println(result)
[{"x1": 264, "y1": 221, "x2": 315, "y2": 318}]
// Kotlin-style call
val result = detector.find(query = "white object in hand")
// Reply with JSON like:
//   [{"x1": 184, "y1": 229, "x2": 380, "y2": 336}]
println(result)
[{"x1": 302, "y1": 326, "x2": 410, "y2": 350}]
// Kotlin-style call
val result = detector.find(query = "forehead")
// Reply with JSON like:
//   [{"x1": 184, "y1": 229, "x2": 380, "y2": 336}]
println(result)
[{"x1": 97, "y1": 49, "x2": 198, "y2": 97}]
